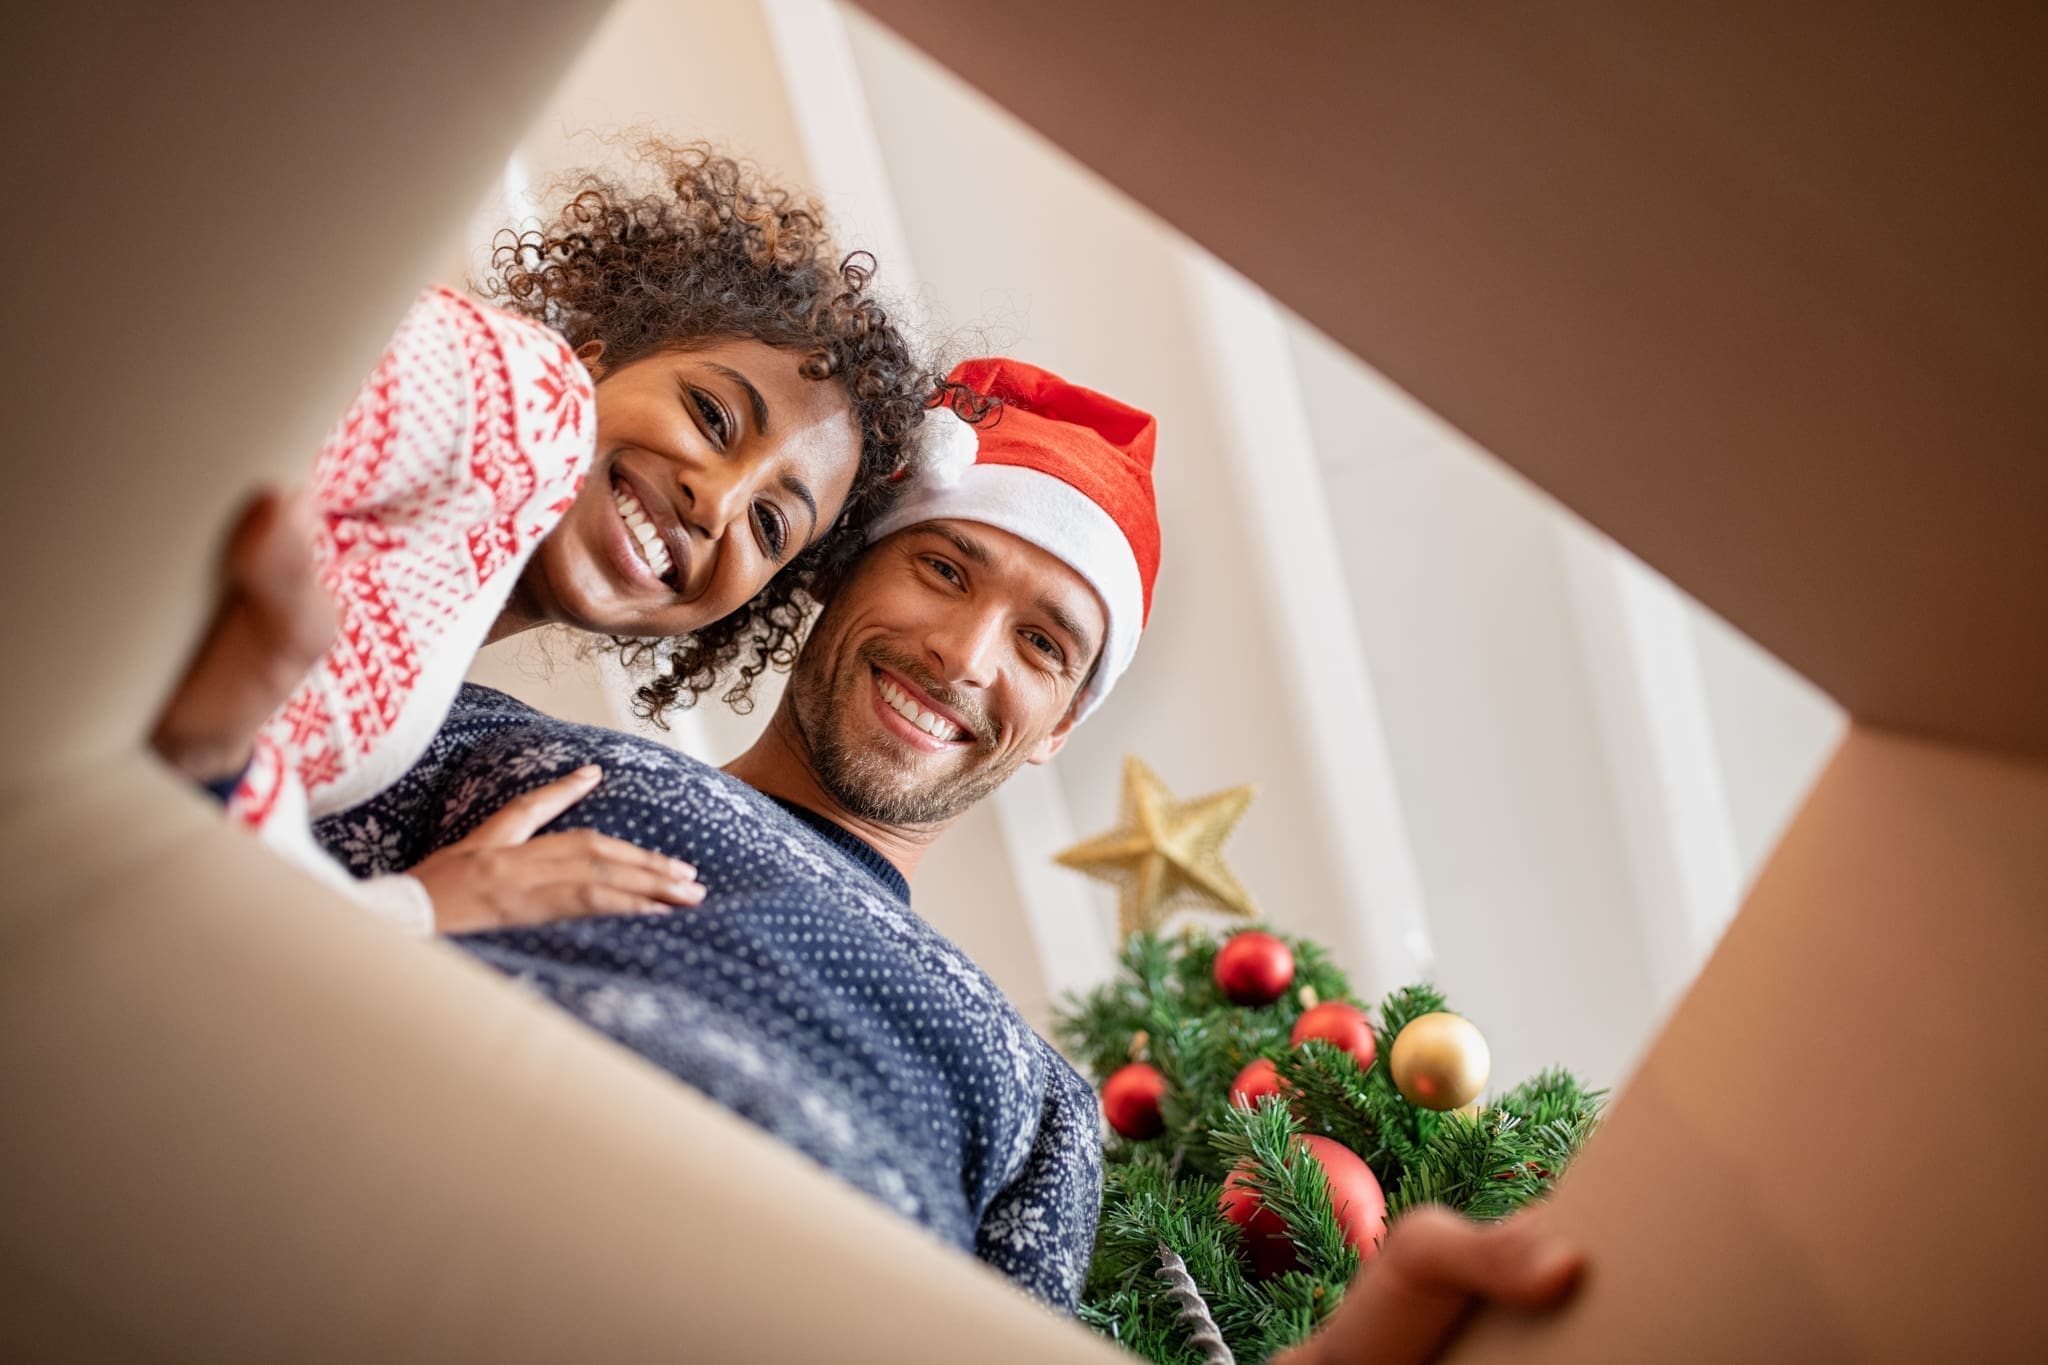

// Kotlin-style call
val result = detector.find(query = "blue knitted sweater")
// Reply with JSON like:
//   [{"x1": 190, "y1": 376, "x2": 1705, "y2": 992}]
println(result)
[{"x1": 314, "y1": 685, "x2": 1103, "y2": 1310}]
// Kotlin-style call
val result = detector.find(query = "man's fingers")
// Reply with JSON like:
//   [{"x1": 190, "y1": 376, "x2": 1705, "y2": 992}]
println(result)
[
  {"x1": 1382, "y1": 1207, "x2": 1584, "y2": 1310},
  {"x1": 1292, "y1": 1209, "x2": 1583, "y2": 1365},
  {"x1": 469, "y1": 767, "x2": 605, "y2": 846}
]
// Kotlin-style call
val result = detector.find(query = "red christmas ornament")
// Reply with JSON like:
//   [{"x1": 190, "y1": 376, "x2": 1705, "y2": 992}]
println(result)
[
  {"x1": 1229, "y1": 1058, "x2": 1289, "y2": 1110},
  {"x1": 1214, "y1": 930, "x2": 1296, "y2": 1006},
  {"x1": 1218, "y1": 1135, "x2": 1388, "y2": 1277},
  {"x1": 1102, "y1": 1062, "x2": 1168, "y2": 1139},
  {"x1": 1291, "y1": 1000, "x2": 1377, "y2": 1070}
]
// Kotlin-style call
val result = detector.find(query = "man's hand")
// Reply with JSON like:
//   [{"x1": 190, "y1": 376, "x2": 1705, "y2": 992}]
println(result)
[
  {"x1": 413, "y1": 766, "x2": 707, "y2": 933},
  {"x1": 1274, "y1": 1207, "x2": 1584, "y2": 1365}
]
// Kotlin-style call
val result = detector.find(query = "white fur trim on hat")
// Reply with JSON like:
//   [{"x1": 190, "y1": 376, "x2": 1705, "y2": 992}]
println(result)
[
  {"x1": 868, "y1": 462, "x2": 1143, "y2": 722},
  {"x1": 907, "y1": 405, "x2": 980, "y2": 488}
]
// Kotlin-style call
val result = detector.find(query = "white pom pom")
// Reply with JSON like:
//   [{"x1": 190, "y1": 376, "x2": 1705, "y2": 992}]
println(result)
[{"x1": 911, "y1": 407, "x2": 980, "y2": 488}]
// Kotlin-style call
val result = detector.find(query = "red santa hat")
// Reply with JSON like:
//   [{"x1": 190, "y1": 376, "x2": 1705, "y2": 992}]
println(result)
[{"x1": 868, "y1": 357, "x2": 1159, "y2": 721}]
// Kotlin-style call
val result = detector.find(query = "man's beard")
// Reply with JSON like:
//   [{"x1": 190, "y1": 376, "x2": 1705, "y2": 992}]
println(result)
[{"x1": 788, "y1": 632, "x2": 1026, "y2": 828}]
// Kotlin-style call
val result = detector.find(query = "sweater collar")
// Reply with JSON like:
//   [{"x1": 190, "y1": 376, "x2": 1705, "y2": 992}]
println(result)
[{"x1": 769, "y1": 797, "x2": 911, "y2": 903}]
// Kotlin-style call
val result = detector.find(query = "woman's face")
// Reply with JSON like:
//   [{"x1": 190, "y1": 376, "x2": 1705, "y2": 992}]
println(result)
[{"x1": 517, "y1": 338, "x2": 861, "y2": 640}]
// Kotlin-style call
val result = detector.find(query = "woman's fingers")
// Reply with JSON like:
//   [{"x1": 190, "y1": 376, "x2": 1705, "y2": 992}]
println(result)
[
  {"x1": 541, "y1": 828, "x2": 697, "y2": 886},
  {"x1": 516, "y1": 878, "x2": 676, "y2": 921},
  {"x1": 466, "y1": 766, "x2": 605, "y2": 846},
  {"x1": 519, "y1": 833, "x2": 703, "y2": 910},
  {"x1": 149, "y1": 486, "x2": 337, "y2": 784},
  {"x1": 235, "y1": 487, "x2": 338, "y2": 662},
  {"x1": 419, "y1": 769, "x2": 708, "y2": 931}
]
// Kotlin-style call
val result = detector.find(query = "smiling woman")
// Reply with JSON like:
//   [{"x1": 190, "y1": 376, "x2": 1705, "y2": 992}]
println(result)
[{"x1": 484, "y1": 138, "x2": 942, "y2": 718}]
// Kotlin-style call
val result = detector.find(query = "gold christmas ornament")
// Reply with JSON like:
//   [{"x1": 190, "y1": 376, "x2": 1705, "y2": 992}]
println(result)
[
  {"x1": 1389, "y1": 1012, "x2": 1491, "y2": 1111},
  {"x1": 1055, "y1": 755, "x2": 1257, "y2": 938}
]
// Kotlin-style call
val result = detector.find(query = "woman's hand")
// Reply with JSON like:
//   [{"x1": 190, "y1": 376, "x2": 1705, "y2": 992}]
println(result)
[
  {"x1": 150, "y1": 488, "x2": 336, "y2": 785},
  {"x1": 413, "y1": 765, "x2": 706, "y2": 933}
]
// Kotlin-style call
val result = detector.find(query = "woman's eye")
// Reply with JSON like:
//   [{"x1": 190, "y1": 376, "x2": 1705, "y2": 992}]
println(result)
[
  {"x1": 690, "y1": 389, "x2": 729, "y2": 446},
  {"x1": 754, "y1": 502, "x2": 788, "y2": 558}
]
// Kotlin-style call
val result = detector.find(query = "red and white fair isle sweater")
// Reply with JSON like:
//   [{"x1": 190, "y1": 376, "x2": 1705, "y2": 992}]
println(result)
[{"x1": 228, "y1": 287, "x2": 595, "y2": 932}]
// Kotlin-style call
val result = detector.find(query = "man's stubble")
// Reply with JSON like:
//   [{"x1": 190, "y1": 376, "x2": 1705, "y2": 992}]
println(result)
[{"x1": 787, "y1": 627, "x2": 1027, "y2": 829}]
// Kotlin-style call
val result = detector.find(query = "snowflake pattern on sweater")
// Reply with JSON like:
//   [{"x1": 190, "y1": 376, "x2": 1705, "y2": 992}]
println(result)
[{"x1": 315, "y1": 685, "x2": 1105, "y2": 1310}]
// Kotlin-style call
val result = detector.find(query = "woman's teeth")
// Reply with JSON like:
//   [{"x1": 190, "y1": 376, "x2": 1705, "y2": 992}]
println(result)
[
  {"x1": 612, "y1": 483, "x2": 675, "y2": 583},
  {"x1": 877, "y1": 673, "x2": 965, "y2": 742}
]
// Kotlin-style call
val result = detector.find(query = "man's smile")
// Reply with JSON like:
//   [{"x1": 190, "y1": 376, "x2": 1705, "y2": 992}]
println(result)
[{"x1": 869, "y1": 666, "x2": 974, "y2": 750}]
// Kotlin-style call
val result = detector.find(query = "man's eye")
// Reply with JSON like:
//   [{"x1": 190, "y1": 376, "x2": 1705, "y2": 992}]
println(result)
[
  {"x1": 924, "y1": 557, "x2": 962, "y2": 585},
  {"x1": 690, "y1": 388, "x2": 729, "y2": 446},
  {"x1": 755, "y1": 502, "x2": 788, "y2": 558},
  {"x1": 1026, "y1": 631, "x2": 1062, "y2": 661}
]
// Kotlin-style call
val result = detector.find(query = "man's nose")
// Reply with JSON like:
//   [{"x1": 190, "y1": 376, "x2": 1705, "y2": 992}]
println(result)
[{"x1": 925, "y1": 608, "x2": 1006, "y2": 691}]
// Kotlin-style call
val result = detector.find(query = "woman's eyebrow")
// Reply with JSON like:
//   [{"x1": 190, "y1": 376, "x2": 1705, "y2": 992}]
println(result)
[
  {"x1": 784, "y1": 474, "x2": 819, "y2": 546},
  {"x1": 707, "y1": 363, "x2": 770, "y2": 435}
]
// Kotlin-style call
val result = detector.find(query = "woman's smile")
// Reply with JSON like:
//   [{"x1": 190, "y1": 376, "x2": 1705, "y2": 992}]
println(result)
[
  {"x1": 609, "y1": 477, "x2": 675, "y2": 586},
  {"x1": 605, "y1": 464, "x2": 694, "y2": 596}
]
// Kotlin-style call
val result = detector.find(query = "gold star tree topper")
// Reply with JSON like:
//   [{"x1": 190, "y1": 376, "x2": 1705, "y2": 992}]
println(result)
[{"x1": 1055, "y1": 755, "x2": 1258, "y2": 938}]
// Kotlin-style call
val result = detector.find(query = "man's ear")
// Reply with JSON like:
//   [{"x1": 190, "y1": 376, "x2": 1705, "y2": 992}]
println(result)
[
  {"x1": 1026, "y1": 707, "x2": 1082, "y2": 767},
  {"x1": 575, "y1": 339, "x2": 607, "y2": 380}
]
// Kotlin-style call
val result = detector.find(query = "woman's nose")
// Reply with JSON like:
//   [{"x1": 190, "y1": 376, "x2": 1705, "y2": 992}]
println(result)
[{"x1": 680, "y1": 466, "x2": 753, "y2": 542}]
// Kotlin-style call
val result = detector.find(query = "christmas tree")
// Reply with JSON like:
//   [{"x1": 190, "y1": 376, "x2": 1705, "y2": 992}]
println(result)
[{"x1": 1056, "y1": 928, "x2": 1604, "y2": 1365}]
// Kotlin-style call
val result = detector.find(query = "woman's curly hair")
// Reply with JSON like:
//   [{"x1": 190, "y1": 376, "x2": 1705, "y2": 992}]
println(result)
[{"x1": 479, "y1": 136, "x2": 967, "y2": 721}]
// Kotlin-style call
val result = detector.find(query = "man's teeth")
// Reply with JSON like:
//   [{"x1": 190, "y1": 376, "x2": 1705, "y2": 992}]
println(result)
[
  {"x1": 877, "y1": 673, "x2": 965, "y2": 742},
  {"x1": 612, "y1": 483, "x2": 675, "y2": 582}
]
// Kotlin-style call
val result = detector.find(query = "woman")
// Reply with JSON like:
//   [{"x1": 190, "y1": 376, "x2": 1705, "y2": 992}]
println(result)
[{"x1": 151, "y1": 138, "x2": 942, "y2": 934}]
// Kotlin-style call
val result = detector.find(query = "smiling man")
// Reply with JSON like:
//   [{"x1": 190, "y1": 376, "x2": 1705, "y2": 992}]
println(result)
[
  {"x1": 726, "y1": 356, "x2": 1155, "y2": 861},
  {"x1": 316, "y1": 360, "x2": 1582, "y2": 1351}
]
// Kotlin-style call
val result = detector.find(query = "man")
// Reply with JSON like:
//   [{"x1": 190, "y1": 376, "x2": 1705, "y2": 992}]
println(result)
[{"x1": 317, "y1": 358, "x2": 1583, "y2": 1353}]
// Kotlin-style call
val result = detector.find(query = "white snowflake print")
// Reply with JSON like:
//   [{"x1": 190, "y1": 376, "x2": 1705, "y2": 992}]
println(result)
[
  {"x1": 798, "y1": 1091, "x2": 859, "y2": 1150},
  {"x1": 578, "y1": 985, "x2": 663, "y2": 1034},
  {"x1": 330, "y1": 814, "x2": 406, "y2": 871},
  {"x1": 583, "y1": 738, "x2": 670, "y2": 773},
  {"x1": 443, "y1": 772, "x2": 496, "y2": 821},
  {"x1": 497, "y1": 739, "x2": 580, "y2": 781},
  {"x1": 695, "y1": 1027, "x2": 769, "y2": 1078},
  {"x1": 982, "y1": 1197, "x2": 1051, "y2": 1253},
  {"x1": 870, "y1": 1165, "x2": 921, "y2": 1218}
]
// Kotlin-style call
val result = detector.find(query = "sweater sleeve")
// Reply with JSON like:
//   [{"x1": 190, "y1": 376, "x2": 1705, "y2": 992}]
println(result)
[
  {"x1": 973, "y1": 1049, "x2": 1106, "y2": 1312},
  {"x1": 224, "y1": 287, "x2": 595, "y2": 923}
]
